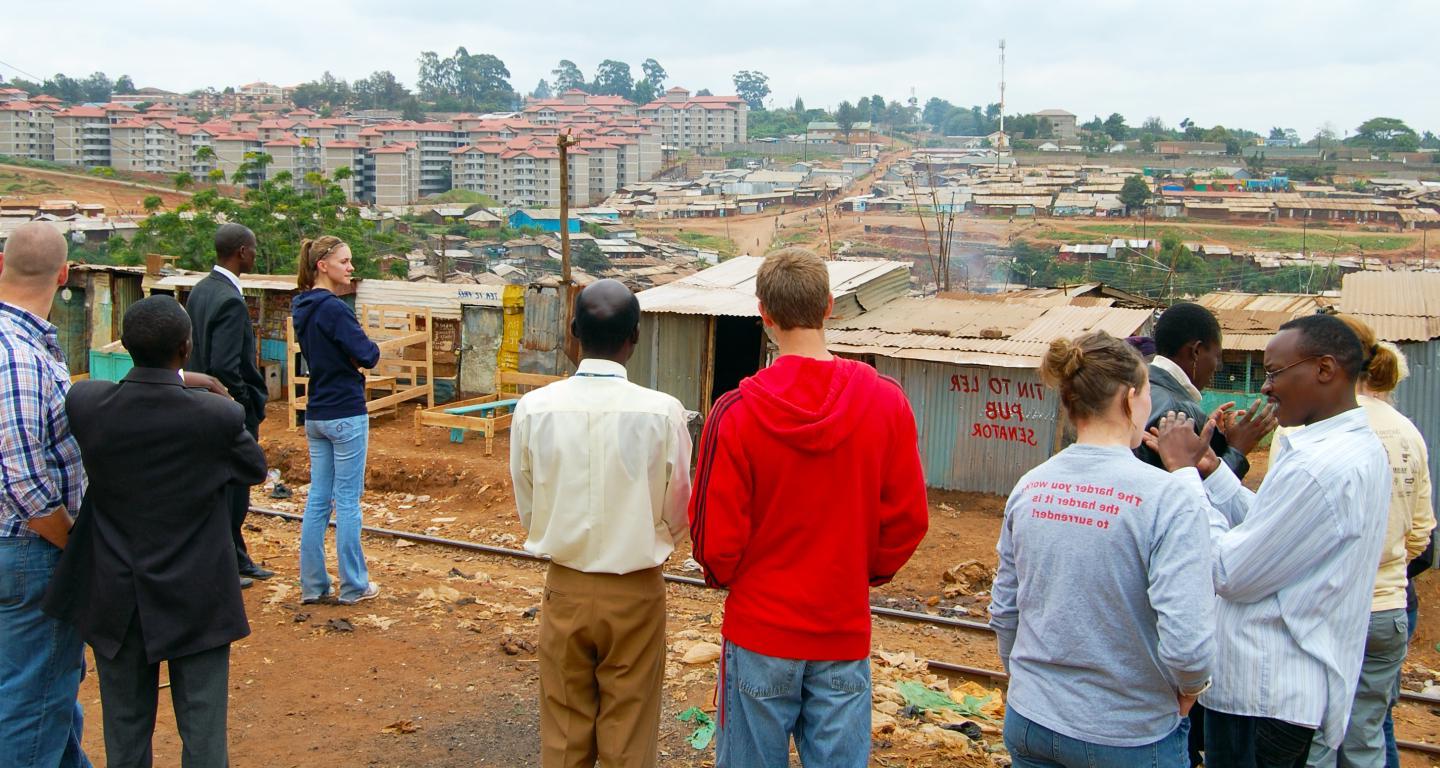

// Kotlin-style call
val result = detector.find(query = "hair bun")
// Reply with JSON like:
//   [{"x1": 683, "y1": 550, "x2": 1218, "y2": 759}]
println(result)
[{"x1": 1041, "y1": 337, "x2": 1086, "y2": 387}]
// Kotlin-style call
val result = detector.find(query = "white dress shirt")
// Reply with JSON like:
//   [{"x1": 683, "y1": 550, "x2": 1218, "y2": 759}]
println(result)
[
  {"x1": 509, "y1": 358, "x2": 692, "y2": 574},
  {"x1": 211, "y1": 264, "x2": 243, "y2": 294},
  {"x1": 1180, "y1": 406, "x2": 1389, "y2": 748},
  {"x1": 1151, "y1": 354, "x2": 1204, "y2": 402}
]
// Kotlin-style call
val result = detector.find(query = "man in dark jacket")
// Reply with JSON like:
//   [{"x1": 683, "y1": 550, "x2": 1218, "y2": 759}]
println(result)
[
  {"x1": 45, "y1": 296, "x2": 266, "y2": 767},
  {"x1": 185, "y1": 223, "x2": 272, "y2": 583},
  {"x1": 1133, "y1": 301, "x2": 1276, "y2": 768}
]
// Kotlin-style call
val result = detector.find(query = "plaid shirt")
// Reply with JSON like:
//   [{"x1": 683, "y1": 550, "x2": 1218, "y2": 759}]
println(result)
[{"x1": 0, "y1": 301, "x2": 85, "y2": 538}]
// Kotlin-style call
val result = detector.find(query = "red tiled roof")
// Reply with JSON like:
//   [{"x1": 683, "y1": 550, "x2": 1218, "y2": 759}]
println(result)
[
  {"x1": 0, "y1": 101, "x2": 35, "y2": 112},
  {"x1": 29, "y1": 95, "x2": 62, "y2": 103},
  {"x1": 214, "y1": 132, "x2": 261, "y2": 141},
  {"x1": 102, "y1": 103, "x2": 139, "y2": 112},
  {"x1": 323, "y1": 140, "x2": 365, "y2": 149},
  {"x1": 264, "y1": 135, "x2": 303, "y2": 147},
  {"x1": 55, "y1": 106, "x2": 106, "y2": 118},
  {"x1": 111, "y1": 119, "x2": 149, "y2": 128},
  {"x1": 369, "y1": 143, "x2": 415, "y2": 154}
]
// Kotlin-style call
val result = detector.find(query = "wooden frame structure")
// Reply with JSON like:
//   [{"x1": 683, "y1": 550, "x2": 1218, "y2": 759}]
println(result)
[
  {"x1": 413, "y1": 370, "x2": 564, "y2": 456},
  {"x1": 288, "y1": 304, "x2": 435, "y2": 429}
]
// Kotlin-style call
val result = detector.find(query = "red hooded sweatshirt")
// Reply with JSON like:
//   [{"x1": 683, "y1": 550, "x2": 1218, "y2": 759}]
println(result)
[{"x1": 688, "y1": 355, "x2": 929, "y2": 661}]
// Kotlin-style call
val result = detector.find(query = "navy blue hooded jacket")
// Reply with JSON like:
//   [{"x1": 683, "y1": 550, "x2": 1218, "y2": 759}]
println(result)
[{"x1": 291, "y1": 289, "x2": 380, "y2": 420}]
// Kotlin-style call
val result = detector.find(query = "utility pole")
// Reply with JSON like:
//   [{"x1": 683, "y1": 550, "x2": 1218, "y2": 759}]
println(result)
[
  {"x1": 1422, "y1": 226, "x2": 1428, "y2": 271},
  {"x1": 557, "y1": 129, "x2": 581, "y2": 365},
  {"x1": 438, "y1": 233, "x2": 448, "y2": 283}
]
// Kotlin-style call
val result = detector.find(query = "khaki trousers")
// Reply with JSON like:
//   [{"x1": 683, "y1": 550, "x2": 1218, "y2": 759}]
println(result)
[{"x1": 540, "y1": 563, "x2": 666, "y2": 768}]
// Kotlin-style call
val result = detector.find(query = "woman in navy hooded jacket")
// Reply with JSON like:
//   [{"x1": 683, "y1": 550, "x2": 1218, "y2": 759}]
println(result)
[{"x1": 291, "y1": 236, "x2": 382, "y2": 605}]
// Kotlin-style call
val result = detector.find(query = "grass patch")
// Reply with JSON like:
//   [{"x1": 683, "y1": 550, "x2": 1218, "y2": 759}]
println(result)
[
  {"x1": 0, "y1": 170, "x2": 60, "y2": 196},
  {"x1": 418, "y1": 189, "x2": 500, "y2": 207},
  {"x1": 675, "y1": 231, "x2": 738, "y2": 257}
]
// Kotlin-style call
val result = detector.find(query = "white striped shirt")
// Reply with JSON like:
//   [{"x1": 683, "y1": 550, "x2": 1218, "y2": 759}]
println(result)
[{"x1": 1179, "y1": 406, "x2": 1388, "y2": 748}]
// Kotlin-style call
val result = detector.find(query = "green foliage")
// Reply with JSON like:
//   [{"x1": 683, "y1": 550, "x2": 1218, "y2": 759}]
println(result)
[
  {"x1": 416, "y1": 47, "x2": 515, "y2": 112},
  {"x1": 747, "y1": 107, "x2": 827, "y2": 140},
  {"x1": 732, "y1": 70, "x2": 770, "y2": 110},
  {"x1": 387, "y1": 260, "x2": 409, "y2": 279},
  {"x1": 592, "y1": 60, "x2": 634, "y2": 99},
  {"x1": 676, "y1": 231, "x2": 738, "y2": 257},
  {"x1": 112, "y1": 169, "x2": 409, "y2": 278},
  {"x1": 551, "y1": 60, "x2": 586, "y2": 93},
  {"x1": 419, "y1": 188, "x2": 499, "y2": 206},
  {"x1": 1104, "y1": 112, "x2": 1128, "y2": 141},
  {"x1": 676, "y1": 707, "x2": 715, "y2": 750},
  {"x1": 1351, "y1": 117, "x2": 1419, "y2": 150},
  {"x1": 572, "y1": 239, "x2": 610, "y2": 273},
  {"x1": 1119, "y1": 175, "x2": 1151, "y2": 211},
  {"x1": 835, "y1": 101, "x2": 858, "y2": 137}
]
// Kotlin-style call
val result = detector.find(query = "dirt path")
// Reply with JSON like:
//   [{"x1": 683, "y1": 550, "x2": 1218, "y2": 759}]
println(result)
[{"x1": 70, "y1": 403, "x2": 1440, "y2": 766}]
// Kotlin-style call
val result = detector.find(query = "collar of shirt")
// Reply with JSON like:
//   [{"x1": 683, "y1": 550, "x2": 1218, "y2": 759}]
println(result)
[
  {"x1": 574, "y1": 358, "x2": 629, "y2": 380},
  {"x1": 212, "y1": 264, "x2": 243, "y2": 294},
  {"x1": 0, "y1": 300, "x2": 58, "y2": 340},
  {"x1": 1151, "y1": 355, "x2": 1203, "y2": 402},
  {"x1": 1278, "y1": 405, "x2": 1369, "y2": 455}
]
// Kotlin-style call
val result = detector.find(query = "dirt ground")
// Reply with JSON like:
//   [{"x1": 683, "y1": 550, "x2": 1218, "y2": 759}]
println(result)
[
  {"x1": 0, "y1": 164, "x2": 194, "y2": 214},
  {"x1": 73, "y1": 402, "x2": 1440, "y2": 766}
]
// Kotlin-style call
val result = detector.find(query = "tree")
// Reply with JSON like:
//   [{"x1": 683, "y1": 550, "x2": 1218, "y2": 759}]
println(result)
[
  {"x1": 591, "y1": 60, "x2": 634, "y2": 99},
  {"x1": 352, "y1": 70, "x2": 411, "y2": 110},
  {"x1": 1269, "y1": 127, "x2": 1286, "y2": 140},
  {"x1": 923, "y1": 98, "x2": 954, "y2": 131},
  {"x1": 530, "y1": 79, "x2": 552, "y2": 100},
  {"x1": 632, "y1": 79, "x2": 656, "y2": 104},
  {"x1": 793, "y1": 96, "x2": 805, "y2": 113},
  {"x1": 1103, "y1": 113, "x2": 1128, "y2": 141},
  {"x1": 1119, "y1": 175, "x2": 1150, "y2": 212},
  {"x1": 695, "y1": 88, "x2": 713, "y2": 97},
  {"x1": 400, "y1": 97, "x2": 426, "y2": 121},
  {"x1": 732, "y1": 71, "x2": 770, "y2": 110},
  {"x1": 1141, "y1": 116, "x2": 1168, "y2": 135},
  {"x1": 142, "y1": 195, "x2": 164, "y2": 213},
  {"x1": 1422, "y1": 131, "x2": 1440, "y2": 150},
  {"x1": 573, "y1": 239, "x2": 609, "y2": 273},
  {"x1": 552, "y1": 60, "x2": 586, "y2": 93},
  {"x1": 640, "y1": 59, "x2": 667, "y2": 89},
  {"x1": 835, "y1": 101, "x2": 858, "y2": 138},
  {"x1": 173, "y1": 172, "x2": 194, "y2": 191},
  {"x1": 114, "y1": 75, "x2": 136, "y2": 93},
  {"x1": 1139, "y1": 133, "x2": 1156, "y2": 153},
  {"x1": 1354, "y1": 117, "x2": 1417, "y2": 146}
]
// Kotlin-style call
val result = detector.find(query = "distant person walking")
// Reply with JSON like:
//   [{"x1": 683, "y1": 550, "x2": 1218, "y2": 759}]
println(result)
[
  {"x1": 291, "y1": 236, "x2": 381, "y2": 605},
  {"x1": 689, "y1": 247, "x2": 928, "y2": 767},
  {"x1": 185, "y1": 223, "x2": 272, "y2": 587},
  {"x1": 0, "y1": 222, "x2": 91, "y2": 768},
  {"x1": 990, "y1": 331, "x2": 1215, "y2": 768},
  {"x1": 46, "y1": 296, "x2": 267, "y2": 767},
  {"x1": 510, "y1": 279, "x2": 692, "y2": 768}
]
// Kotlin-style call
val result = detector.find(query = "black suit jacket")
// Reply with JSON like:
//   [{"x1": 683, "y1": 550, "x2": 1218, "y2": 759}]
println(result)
[
  {"x1": 185, "y1": 270, "x2": 267, "y2": 428},
  {"x1": 1133, "y1": 363, "x2": 1250, "y2": 479},
  {"x1": 43, "y1": 368, "x2": 268, "y2": 663}
]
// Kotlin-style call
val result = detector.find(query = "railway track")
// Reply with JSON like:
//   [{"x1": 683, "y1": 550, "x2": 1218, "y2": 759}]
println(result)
[{"x1": 250, "y1": 505, "x2": 1440, "y2": 756}]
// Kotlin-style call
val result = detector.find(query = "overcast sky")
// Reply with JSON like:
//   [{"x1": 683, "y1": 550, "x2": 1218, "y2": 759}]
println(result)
[{"x1": 1, "y1": 0, "x2": 1434, "y2": 137}]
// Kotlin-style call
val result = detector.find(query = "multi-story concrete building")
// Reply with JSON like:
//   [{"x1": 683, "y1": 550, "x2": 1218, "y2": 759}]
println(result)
[
  {"x1": 366, "y1": 143, "x2": 420, "y2": 206},
  {"x1": 636, "y1": 87, "x2": 748, "y2": 151},
  {"x1": 1034, "y1": 109, "x2": 1078, "y2": 141},
  {"x1": 111, "y1": 88, "x2": 201, "y2": 114},
  {"x1": 213, "y1": 131, "x2": 263, "y2": 186},
  {"x1": 263, "y1": 136, "x2": 324, "y2": 189},
  {"x1": 0, "y1": 100, "x2": 56, "y2": 160},
  {"x1": 53, "y1": 106, "x2": 114, "y2": 168},
  {"x1": 322, "y1": 140, "x2": 367, "y2": 200},
  {"x1": 109, "y1": 119, "x2": 179, "y2": 173},
  {"x1": 0, "y1": 87, "x2": 29, "y2": 104}
]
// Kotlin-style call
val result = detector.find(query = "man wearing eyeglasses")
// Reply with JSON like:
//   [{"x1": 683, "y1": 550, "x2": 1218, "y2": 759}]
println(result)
[
  {"x1": 184, "y1": 223, "x2": 273, "y2": 587},
  {"x1": 1150, "y1": 314, "x2": 1391, "y2": 768}
]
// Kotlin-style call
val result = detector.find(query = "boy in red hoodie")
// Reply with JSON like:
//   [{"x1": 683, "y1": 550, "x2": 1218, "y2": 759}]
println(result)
[{"x1": 689, "y1": 247, "x2": 929, "y2": 767}]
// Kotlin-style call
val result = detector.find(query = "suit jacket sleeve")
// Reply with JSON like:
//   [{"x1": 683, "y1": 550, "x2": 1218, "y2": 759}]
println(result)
[
  {"x1": 221, "y1": 400, "x2": 268, "y2": 486},
  {"x1": 205, "y1": 297, "x2": 254, "y2": 411}
]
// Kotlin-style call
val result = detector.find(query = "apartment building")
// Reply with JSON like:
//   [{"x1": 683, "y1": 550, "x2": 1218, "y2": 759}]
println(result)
[
  {"x1": 323, "y1": 140, "x2": 367, "y2": 199},
  {"x1": 111, "y1": 88, "x2": 201, "y2": 114},
  {"x1": 213, "y1": 132, "x2": 263, "y2": 186},
  {"x1": 263, "y1": 136, "x2": 324, "y2": 189},
  {"x1": 109, "y1": 119, "x2": 179, "y2": 173},
  {"x1": 53, "y1": 106, "x2": 114, "y2": 167},
  {"x1": 366, "y1": 143, "x2": 420, "y2": 206},
  {"x1": 0, "y1": 87, "x2": 28, "y2": 104},
  {"x1": 0, "y1": 100, "x2": 56, "y2": 160},
  {"x1": 636, "y1": 87, "x2": 748, "y2": 150}
]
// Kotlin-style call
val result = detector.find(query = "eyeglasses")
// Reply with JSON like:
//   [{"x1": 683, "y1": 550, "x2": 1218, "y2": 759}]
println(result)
[{"x1": 1263, "y1": 356, "x2": 1319, "y2": 384}]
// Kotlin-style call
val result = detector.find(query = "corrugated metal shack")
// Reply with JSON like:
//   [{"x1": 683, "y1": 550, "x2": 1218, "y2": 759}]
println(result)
[
  {"x1": 631, "y1": 256, "x2": 912, "y2": 415},
  {"x1": 828, "y1": 297, "x2": 1152, "y2": 494},
  {"x1": 1339, "y1": 272, "x2": 1440, "y2": 516},
  {"x1": 50, "y1": 264, "x2": 146, "y2": 375}
]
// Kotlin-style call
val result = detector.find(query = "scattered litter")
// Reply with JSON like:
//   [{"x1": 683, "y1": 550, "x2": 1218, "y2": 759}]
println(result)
[
  {"x1": 897, "y1": 681, "x2": 997, "y2": 720},
  {"x1": 500, "y1": 637, "x2": 535, "y2": 655},
  {"x1": 381, "y1": 719, "x2": 418, "y2": 735},
  {"x1": 522, "y1": 605, "x2": 540, "y2": 619},
  {"x1": 325, "y1": 618, "x2": 354, "y2": 633},
  {"x1": 680, "y1": 558, "x2": 703, "y2": 573},
  {"x1": 394, "y1": 540, "x2": 416, "y2": 549},
  {"x1": 269, "y1": 483, "x2": 293, "y2": 499},
  {"x1": 430, "y1": 517, "x2": 457, "y2": 523},
  {"x1": 676, "y1": 707, "x2": 715, "y2": 750},
  {"x1": 417, "y1": 586, "x2": 464, "y2": 605},
  {"x1": 292, "y1": 612, "x2": 310, "y2": 623},
  {"x1": 355, "y1": 614, "x2": 397, "y2": 631},
  {"x1": 681, "y1": 642, "x2": 722, "y2": 665},
  {"x1": 263, "y1": 583, "x2": 294, "y2": 613},
  {"x1": 941, "y1": 559, "x2": 994, "y2": 597}
]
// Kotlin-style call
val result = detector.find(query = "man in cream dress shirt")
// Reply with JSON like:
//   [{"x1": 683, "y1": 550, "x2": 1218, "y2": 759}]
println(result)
[{"x1": 511, "y1": 279, "x2": 691, "y2": 768}]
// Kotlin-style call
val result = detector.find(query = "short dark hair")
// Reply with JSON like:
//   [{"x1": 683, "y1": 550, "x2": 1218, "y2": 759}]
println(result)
[
  {"x1": 573, "y1": 280, "x2": 640, "y2": 356},
  {"x1": 1154, "y1": 302, "x2": 1222, "y2": 357},
  {"x1": 214, "y1": 223, "x2": 254, "y2": 261},
  {"x1": 122, "y1": 296, "x2": 192, "y2": 368},
  {"x1": 1279, "y1": 313, "x2": 1364, "y2": 380}
]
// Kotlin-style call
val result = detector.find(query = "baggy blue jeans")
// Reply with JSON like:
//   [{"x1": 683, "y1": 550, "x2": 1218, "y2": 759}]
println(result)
[
  {"x1": 0, "y1": 537, "x2": 91, "y2": 767},
  {"x1": 1005, "y1": 707, "x2": 1190, "y2": 768},
  {"x1": 300, "y1": 415, "x2": 371, "y2": 602},
  {"x1": 715, "y1": 640, "x2": 871, "y2": 768}
]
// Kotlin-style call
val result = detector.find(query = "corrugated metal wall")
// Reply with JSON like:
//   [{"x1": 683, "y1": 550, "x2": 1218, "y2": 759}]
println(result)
[
  {"x1": 111, "y1": 274, "x2": 144, "y2": 342},
  {"x1": 50, "y1": 287, "x2": 88, "y2": 374},
  {"x1": 1393, "y1": 341, "x2": 1440, "y2": 516},
  {"x1": 877, "y1": 358, "x2": 1059, "y2": 494},
  {"x1": 628, "y1": 313, "x2": 709, "y2": 412},
  {"x1": 519, "y1": 286, "x2": 577, "y2": 378},
  {"x1": 459, "y1": 305, "x2": 504, "y2": 396}
]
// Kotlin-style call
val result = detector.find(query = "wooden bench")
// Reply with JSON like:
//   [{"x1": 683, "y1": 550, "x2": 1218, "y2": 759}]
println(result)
[{"x1": 413, "y1": 371, "x2": 564, "y2": 456}]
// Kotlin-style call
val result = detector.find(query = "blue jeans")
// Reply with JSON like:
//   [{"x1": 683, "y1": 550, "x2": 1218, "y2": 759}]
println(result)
[
  {"x1": 1005, "y1": 708, "x2": 1190, "y2": 768},
  {"x1": 715, "y1": 641, "x2": 871, "y2": 768},
  {"x1": 0, "y1": 537, "x2": 91, "y2": 767},
  {"x1": 301, "y1": 415, "x2": 371, "y2": 602},
  {"x1": 1383, "y1": 603, "x2": 1419, "y2": 768}
]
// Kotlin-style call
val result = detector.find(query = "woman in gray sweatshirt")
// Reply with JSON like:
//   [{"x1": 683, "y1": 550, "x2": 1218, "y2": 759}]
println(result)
[{"x1": 989, "y1": 331, "x2": 1215, "y2": 768}]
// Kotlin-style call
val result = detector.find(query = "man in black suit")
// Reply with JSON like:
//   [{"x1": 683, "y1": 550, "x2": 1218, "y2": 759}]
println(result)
[
  {"x1": 46, "y1": 296, "x2": 266, "y2": 767},
  {"x1": 185, "y1": 222, "x2": 273, "y2": 583}
]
